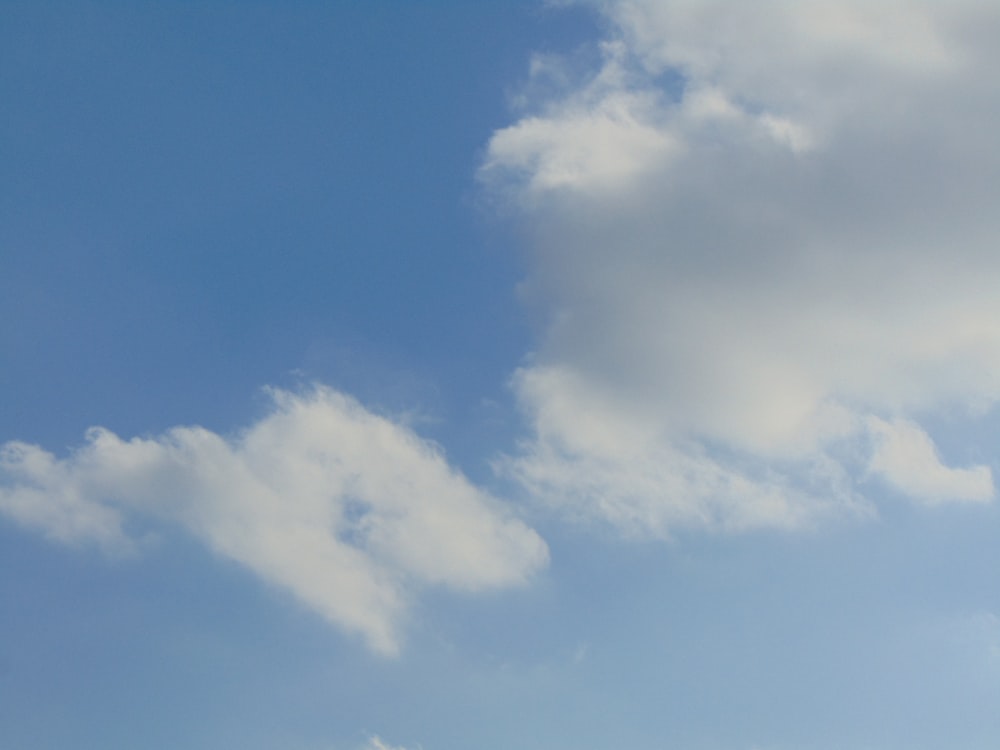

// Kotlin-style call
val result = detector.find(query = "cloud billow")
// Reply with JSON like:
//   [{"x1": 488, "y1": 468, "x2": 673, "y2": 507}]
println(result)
[
  {"x1": 0, "y1": 386, "x2": 548, "y2": 654},
  {"x1": 483, "y1": 0, "x2": 1000, "y2": 534}
]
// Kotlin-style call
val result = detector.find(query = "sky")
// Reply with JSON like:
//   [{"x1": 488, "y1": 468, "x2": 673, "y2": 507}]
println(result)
[{"x1": 3, "y1": 1, "x2": 1000, "y2": 748}]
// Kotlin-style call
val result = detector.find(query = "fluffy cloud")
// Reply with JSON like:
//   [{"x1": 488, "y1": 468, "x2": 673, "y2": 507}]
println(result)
[
  {"x1": 484, "y1": 0, "x2": 1000, "y2": 534},
  {"x1": 0, "y1": 386, "x2": 547, "y2": 654},
  {"x1": 868, "y1": 417, "x2": 993, "y2": 504}
]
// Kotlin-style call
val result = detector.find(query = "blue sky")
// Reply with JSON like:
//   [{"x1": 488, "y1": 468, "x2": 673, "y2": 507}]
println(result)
[{"x1": 4, "y1": 2, "x2": 1000, "y2": 749}]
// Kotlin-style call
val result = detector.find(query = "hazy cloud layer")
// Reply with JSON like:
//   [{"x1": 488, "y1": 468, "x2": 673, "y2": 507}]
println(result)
[
  {"x1": 0, "y1": 387, "x2": 547, "y2": 654},
  {"x1": 484, "y1": 0, "x2": 1000, "y2": 534}
]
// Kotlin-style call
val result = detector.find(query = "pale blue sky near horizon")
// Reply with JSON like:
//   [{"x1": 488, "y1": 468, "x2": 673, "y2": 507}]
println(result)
[{"x1": 4, "y1": 3, "x2": 1000, "y2": 749}]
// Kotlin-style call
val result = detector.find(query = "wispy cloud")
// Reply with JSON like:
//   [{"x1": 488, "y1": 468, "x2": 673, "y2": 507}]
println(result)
[
  {"x1": 360, "y1": 736, "x2": 420, "y2": 750},
  {"x1": 484, "y1": 0, "x2": 999, "y2": 534},
  {"x1": 0, "y1": 386, "x2": 547, "y2": 654}
]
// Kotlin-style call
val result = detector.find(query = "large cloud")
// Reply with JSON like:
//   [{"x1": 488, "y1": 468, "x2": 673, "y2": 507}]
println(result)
[
  {"x1": 482, "y1": 0, "x2": 1000, "y2": 534},
  {"x1": 0, "y1": 386, "x2": 547, "y2": 654}
]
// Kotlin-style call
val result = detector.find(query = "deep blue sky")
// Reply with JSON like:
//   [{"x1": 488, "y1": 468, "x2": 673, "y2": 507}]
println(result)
[{"x1": 1, "y1": 1, "x2": 595, "y2": 453}]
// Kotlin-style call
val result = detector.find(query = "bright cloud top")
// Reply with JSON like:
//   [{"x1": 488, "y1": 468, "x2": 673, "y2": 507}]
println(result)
[
  {"x1": 484, "y1": 0, "x2": 1000, "y2": 534},
  {"x1": 0, "y1": 386, "x2": 548, "y2": 655}
]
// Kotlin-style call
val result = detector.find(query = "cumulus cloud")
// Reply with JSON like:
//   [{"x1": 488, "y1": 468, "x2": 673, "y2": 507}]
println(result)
[
  {"x1": 483, "y1": 0, "x2": 1000, "y2": 533},
  {"x1": 868, "y1": 417, "x2": 993, "y2": 504},
  {"x1": 482, "y1": 43, "x2": 678, "y2": 194},
  {"x1": 0, "y1": 386, "x2": 547, "y2": 655}
]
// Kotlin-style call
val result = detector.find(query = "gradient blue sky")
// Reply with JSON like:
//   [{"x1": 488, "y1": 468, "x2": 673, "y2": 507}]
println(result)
[{"x1": 4, "y1": 3, "x2": 1000, "y2": 749}]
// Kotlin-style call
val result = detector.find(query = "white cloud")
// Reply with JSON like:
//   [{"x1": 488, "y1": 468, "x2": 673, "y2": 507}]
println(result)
[
  {"x1": 483, "y1": 0, "x2": 1000, "y2": 534},
  {"x1": 0, "y1": 440, "x2": 133, "y2": 554},
  {"x1": 503, "y1": 365, "x2": 865, "y2": 536},
  {"x1": 0, "y1": 386, "x2": 548, "y2": 655},
  {"x1": 360, "y1": 736, "x2": 418, "y2": 750},
  {"x1": 481, "y1": 41, "x2": 678, "y2": 196},
  {"x1": 868, "y1": 417, "x2": 993, "y2": 504}
]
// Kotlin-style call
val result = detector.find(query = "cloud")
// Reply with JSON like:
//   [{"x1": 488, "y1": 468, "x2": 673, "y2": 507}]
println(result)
[
  {"x1": 481, "y1": 42, "x2": 678, "y2": 195},
  {"x1": 868, "y1": 417, "x2": 993, "y2": 504},
  {"x1": 483, "y1": 0, "x2": 1000, "y2": 534},
  {"x1": 360, "y1": 736, "x2": 419, "y2": 750},
  {"x1": 0, "y1": 386, "x2": 548, "y2": 655}
]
